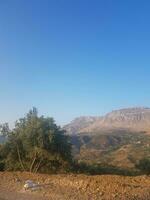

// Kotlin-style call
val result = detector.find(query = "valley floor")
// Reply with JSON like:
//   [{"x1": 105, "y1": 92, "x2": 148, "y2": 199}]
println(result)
[{"x1": 0, "y1": 172, "x2": 150, "y2": 200}]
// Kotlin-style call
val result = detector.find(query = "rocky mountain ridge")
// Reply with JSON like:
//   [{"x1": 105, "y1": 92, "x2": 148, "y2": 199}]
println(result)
[{"x1": 64, "y1": 107, "x2": 150, "y2": 135}]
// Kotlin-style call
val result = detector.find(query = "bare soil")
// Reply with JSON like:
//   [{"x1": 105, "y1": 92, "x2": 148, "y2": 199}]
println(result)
[{"x1": 0, "y1": 172, "x2": 150, "y2": 200}]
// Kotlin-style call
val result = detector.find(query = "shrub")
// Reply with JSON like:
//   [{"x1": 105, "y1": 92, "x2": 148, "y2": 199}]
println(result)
[{"x1": 136, "y1": 158, "x2": 150, "y2": 174}]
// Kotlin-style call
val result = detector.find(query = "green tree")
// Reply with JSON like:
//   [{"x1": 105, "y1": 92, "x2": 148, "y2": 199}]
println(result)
[{"x1": 0, "y1": 108, "x2": 72, "y2": 173}]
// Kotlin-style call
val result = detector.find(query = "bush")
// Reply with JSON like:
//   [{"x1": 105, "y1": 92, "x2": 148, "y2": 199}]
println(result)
[
  {"x1": 71, "y1": 161, "x2": 137, "y2": 176},
  {"x1": 136, "y1": 158, "x2": 150, "y2": 174},
  {"x1": 0, "y1": 162, "x2": 5, "y2": 171}
]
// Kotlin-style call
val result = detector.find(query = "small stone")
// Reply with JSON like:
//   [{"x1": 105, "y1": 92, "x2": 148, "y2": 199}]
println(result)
[{"x1": 99, "y1": 192, "x2": 104, "y2": 196}]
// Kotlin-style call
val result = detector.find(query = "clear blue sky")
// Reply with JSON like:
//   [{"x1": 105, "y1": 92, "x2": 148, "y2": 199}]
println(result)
[{"x1": 0, "y1": 0, "x2": 150, "y2": 126}]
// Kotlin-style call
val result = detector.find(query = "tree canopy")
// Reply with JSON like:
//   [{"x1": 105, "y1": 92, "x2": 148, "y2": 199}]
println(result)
[{"x1": 0, "y1": 108, "x2": 72, "y2": 173}]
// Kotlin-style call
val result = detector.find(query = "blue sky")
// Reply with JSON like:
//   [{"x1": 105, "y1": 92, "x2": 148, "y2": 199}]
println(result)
[{"x1": 0, "y1": 0, "x2": 150, "y2": 126}]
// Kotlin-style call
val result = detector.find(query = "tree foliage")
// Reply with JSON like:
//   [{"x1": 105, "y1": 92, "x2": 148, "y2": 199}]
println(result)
[{"x1": 0, "y1": 108, "x2": 72, "y2": 173}]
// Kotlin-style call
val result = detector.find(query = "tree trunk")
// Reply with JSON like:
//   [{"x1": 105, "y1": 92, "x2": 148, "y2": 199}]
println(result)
[
  {"x1": 30, "y1": 152, "x2": 37, "y2": 172},
  {"x1": 16, "y1": 145, "x2": 25, "y2": 171},
  {"x1": 34, "y1": 159, "x2": 42, "y2": 173}
]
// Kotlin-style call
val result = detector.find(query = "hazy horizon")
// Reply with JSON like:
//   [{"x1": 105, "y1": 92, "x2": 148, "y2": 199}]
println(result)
[{"x1": 1, "y1": 0, "x2": 150, "y2": 126}]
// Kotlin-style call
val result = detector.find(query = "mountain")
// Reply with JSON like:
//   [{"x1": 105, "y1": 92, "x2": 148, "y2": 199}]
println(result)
[
  {"x1": 64, "y1": 116, "x2": 101, "y2": 135},
  {"x1": 65, "y1": 107, "x2": 150, "y2": 134},
  {"x1": 64, "y1": 107, "x2": 150, "y2": 169}
]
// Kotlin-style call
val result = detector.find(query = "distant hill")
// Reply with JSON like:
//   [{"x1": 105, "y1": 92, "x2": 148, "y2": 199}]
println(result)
[
  {"x1": 0, "y1": 135, "x2": 6, "y2": 144},
  {"x1": 64, "y1": 107, "x2": 150, "y2": 169},
  {"x1": 65, "y1": 107, "x2": 150, "y2": 134}
]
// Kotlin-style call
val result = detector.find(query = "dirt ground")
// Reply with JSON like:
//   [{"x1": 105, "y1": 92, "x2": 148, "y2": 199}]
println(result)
[{"x1": 0, "y1": 172, "x2": 150, "y2": 200}]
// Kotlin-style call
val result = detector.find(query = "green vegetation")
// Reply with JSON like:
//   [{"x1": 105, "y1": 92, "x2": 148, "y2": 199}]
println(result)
[
  {"x1": 0, "y1": 108, "x2": 72, "y2": 173},
  {"x1": 136, "y1": 158, "x2": 150, "y2": 175},
  {"x1": 0, "y1": 108, "x2": 149, "y2": 176},
  {"x1": 71, "y1": 161, "x2": 139, "y2": 176},
  {"x1": 71, "y1": 131, "x2": 150, "y2": 170}
]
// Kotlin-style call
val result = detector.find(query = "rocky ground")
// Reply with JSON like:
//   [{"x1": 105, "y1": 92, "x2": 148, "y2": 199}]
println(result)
[{"x1": 0, "y1": 172, "x2": 150, "y2": 200}]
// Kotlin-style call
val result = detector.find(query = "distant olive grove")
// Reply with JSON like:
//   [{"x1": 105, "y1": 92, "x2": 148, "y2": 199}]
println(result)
[{"x1": 0, "y1": 108, "x2": 72, "y2": 173}]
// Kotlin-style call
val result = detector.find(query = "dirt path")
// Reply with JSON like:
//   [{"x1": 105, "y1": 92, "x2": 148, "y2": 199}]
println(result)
[{"x1": 0, "y1": 172, "x2": 150, "y2": 200}]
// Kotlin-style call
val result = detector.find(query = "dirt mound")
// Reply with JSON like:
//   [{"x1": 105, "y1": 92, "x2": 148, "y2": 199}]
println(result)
[{"x1": 0, "y1": 172, "x2": 150, "y2": 200}]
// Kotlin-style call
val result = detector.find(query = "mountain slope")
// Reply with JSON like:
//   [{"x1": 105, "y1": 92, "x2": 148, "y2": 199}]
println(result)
[
  {"x1": 65, "y1": 107, "x2": 150, "y2": 134},
  {"x1": 64, "y1": 116, "x2": 101, "y2": 135},
  {"x1": 64, "y1": 107, "x2": 150, "y2": 169},
  {"x1": 70, "y1": 130, "x2": 150, "y2": 168}
]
